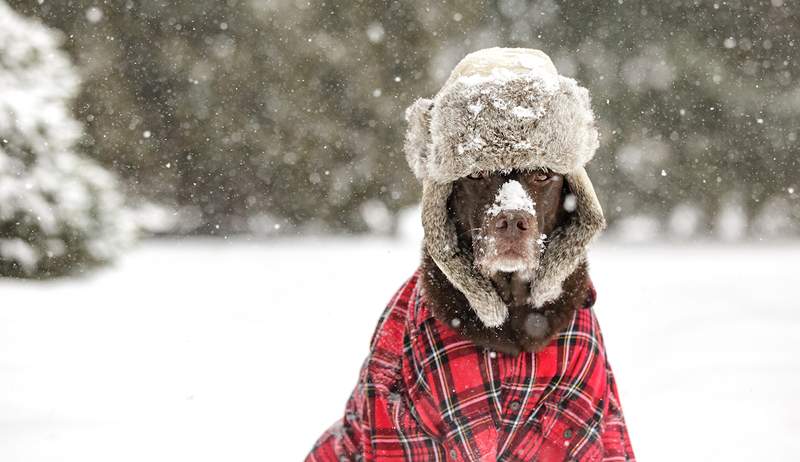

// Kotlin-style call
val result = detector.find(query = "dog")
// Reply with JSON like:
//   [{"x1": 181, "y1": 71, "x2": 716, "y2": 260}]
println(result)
[{"x1": 306, "y1": 47, "x2": 635, "y2": 461}]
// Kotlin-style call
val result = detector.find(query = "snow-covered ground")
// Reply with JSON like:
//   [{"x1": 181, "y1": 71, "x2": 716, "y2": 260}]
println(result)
[{"x1": 1, "y1": 237, "x2": 799, "y2": 461}]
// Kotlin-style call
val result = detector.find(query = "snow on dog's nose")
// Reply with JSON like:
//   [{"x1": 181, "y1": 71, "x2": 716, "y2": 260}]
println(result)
[{"x1": 487, "y1": 180, "x2": 536, "y2": 217}]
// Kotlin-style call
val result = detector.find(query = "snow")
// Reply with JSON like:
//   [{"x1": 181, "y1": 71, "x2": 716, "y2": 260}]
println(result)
[
  {"x1": 458, "y1": 67, "x2": 528, "y2": 87},
  {"x1": 563, "y1": 193, "x2": 578, "y2": 212},
  {"x1": 487, "y1": 180, "x2": 536, "y2": 216},
  {"x1": 2, "y1": 237, "x2": 800, "y2": 462},
  {"x1": 467, "y1": 102, "x2": 484, "y2": 115},
  {"x1": 455, "y1": 48, "x2": 560, "y2": 94},
  {"x1": 536, "y1": 233, "x2": 547, "y2": 250},
  {"x1": 456, "y1": 134, "x2": 486, "y2": 155},
  {"x1": 365, "y1": 22, "x2": 385, "y2": 43},
  {"x1": 510, "y1": 105, "x2": 544, "y2": 119},
  {"x1": 85, "y1": 7, "x2": 103, "y2": 24}
]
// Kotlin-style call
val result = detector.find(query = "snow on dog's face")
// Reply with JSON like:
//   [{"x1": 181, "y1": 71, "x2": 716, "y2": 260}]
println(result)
[{"x1": 448, "y1": 168, "x2": 565, "y2": 281}]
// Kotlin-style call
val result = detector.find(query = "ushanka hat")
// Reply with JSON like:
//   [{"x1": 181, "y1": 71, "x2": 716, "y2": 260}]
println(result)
[{"x1": 403, "y1": 47, "x2": 606, "y2": 328}]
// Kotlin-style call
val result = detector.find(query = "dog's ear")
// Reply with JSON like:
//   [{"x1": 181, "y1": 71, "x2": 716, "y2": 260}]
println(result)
[{"x1": 403, "y1": 98, "x2": 434, "y2": 180}]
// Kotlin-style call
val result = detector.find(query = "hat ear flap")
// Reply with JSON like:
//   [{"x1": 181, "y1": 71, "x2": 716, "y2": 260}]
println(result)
[
  {"x1": 529, "y1": 168, "x2": 606, "y2": 307},
  {"x1": 403, "y1": 98, "x2": 434, "y2": 180},
  {"x1": 421, "y1": 181, "x2": 509, "y2": 327}
]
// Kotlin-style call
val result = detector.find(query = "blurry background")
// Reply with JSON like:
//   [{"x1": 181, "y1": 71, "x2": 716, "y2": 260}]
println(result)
[{"x1": 1, "y1": 1, "x2": 798, "y2": 461}]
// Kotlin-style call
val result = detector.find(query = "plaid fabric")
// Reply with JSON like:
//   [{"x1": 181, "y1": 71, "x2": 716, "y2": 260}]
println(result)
[{"x1": 306, "y1": 269, "x2": 635, "y2": 462}]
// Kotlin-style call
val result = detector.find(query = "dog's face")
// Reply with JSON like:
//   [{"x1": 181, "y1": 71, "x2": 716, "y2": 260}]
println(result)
[{"x1": 448, "y1": 168, "x2": 566, "y2": 281}]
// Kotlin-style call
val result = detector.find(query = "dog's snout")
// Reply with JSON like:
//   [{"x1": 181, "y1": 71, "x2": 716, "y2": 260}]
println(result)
[
  {"x1": 492, "y1": 211, "x2": 533, "y2": 235},
  {"x1": 476, "y1": 209, "x2": 541, "y2": 275}
]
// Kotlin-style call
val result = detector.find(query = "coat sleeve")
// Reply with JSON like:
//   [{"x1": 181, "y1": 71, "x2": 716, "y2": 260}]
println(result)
[
  {"x1": 305, "y1": 384, "x2": 373, "y2": 462},
  {"x1": 306, "y1": 274, "x2": 417, "y2": 462},
  {"x1": 600, "y1": 362, "x2": 636, "y2": 461}
]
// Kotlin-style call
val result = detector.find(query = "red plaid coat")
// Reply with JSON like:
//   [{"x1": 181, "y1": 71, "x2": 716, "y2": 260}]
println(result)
[{"x1": 306, "y1": 269, "x2": 635, "y2": 462}]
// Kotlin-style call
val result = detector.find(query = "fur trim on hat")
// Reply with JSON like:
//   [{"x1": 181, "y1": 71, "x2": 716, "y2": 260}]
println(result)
[
  {"x1": 403, "y1": 97, "x2": 434, "y2": 180},
  {"x1": 405, "y1": 47, "x2": 605, "y2": 328}
]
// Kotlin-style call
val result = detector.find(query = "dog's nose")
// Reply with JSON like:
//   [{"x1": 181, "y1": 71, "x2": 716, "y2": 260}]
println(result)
[{"x1": 493, "y1": 211, "x2": 532, "y2": 235}]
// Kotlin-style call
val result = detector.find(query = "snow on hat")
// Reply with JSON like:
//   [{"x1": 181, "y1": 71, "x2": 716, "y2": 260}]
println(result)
[{"x1": 403, "y1": 47, "x2": 606, "y2": 327}]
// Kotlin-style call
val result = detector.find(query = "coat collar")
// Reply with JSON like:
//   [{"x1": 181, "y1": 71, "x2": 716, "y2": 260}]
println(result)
[{"x1": 412, "y1": 270, "x2": 597, "y2": 332}]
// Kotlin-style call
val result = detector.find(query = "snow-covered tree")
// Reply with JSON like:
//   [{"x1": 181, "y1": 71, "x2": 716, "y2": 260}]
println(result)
[{"x1": 0, "y1": 2, "x2": 134, "y2": 278}]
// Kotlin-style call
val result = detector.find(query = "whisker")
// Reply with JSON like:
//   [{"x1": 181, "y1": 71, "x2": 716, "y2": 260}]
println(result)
[{"x1": 456, "y1": 227, "x2": 482, "y2": 239}]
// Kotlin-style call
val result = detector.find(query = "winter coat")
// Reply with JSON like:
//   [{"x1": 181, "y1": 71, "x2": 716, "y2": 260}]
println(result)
[{"x1": 306, "y1": 269, "x2": 635, "y2": 462}]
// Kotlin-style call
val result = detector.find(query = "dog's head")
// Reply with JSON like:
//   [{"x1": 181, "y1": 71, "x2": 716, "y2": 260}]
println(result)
[
  {"x1": 448, "y1": 168, "x2": 567, "y2": 284},
  {"x1": 421, "y1": 167, "x2": 593, "y2": 353},
  {"x1": 406, "y1": 48, "x2": 605, "y2": 327}
]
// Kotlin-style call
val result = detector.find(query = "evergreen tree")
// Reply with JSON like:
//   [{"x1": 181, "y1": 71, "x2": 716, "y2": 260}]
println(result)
[{"x1": 0, "y1": 2, "x2": 135, "y2": 277}]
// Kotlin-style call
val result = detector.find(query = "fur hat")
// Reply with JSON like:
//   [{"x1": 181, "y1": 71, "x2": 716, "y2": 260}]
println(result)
[{"x1": 404, "y1": 47, "x2": 606, "y2": 327}]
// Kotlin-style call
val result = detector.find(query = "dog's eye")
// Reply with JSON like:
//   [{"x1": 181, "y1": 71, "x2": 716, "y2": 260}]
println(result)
[
  {"x1": 467, "y1": 172, "x2": 484, "y2": 180},
  {"x1": 532, "y1": 171, "x2": 551, "y2": 182}
]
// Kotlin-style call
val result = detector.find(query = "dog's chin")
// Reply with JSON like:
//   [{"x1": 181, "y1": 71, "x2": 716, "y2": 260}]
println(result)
[{"x1": 476, "y1": 254, "x2": 539, "y2": 280}]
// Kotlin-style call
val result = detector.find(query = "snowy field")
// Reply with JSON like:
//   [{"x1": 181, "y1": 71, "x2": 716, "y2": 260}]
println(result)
[{"x1": 1, "y1": 236, "x2": 799, "y2": 462}]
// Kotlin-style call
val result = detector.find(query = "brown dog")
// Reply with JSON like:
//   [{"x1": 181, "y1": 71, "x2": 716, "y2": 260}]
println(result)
[
  {"x1": 307, "y1": 48, "x2": 635, "y2": 462},
  {"x1": 420, "y1": 168, "x2": 592, "y2": 354}
]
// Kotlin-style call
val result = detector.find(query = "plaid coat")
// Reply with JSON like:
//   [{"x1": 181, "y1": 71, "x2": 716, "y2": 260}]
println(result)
[{"x1": 306, "y1": 269, "x2": 635, "y2": 462}]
